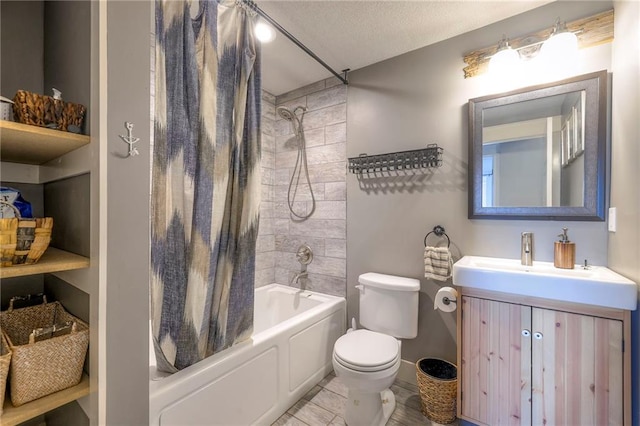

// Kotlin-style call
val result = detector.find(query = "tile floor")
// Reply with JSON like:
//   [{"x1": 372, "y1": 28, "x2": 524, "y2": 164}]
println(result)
[{"x1": 272, "y1": 373, "x2": 458, "y2": 426}]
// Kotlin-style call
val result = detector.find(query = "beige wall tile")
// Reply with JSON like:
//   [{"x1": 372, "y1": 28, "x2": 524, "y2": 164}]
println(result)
[
  {"x1": 307, "y1": 84, "x2": 347, "y2": 111},
  {"x1": 277, "y1": 80, "x2": 325, "y2": 104},
  {"x1": 325, "y1": 182, "x2": 346, "y2": 201}
]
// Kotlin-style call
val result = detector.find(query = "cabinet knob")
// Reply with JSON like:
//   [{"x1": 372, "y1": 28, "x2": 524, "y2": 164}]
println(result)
[
  {"x1": 533, "y1": 332, "x2": 543, "y2": 340},
  {"x1": 522, "y1": 329, "x2": 531, "y2": 337}
]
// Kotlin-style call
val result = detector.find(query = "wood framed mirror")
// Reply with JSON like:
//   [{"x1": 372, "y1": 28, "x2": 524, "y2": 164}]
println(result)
[{"x1": 468, "y1": 70, "x2": 607, "y2": 220}]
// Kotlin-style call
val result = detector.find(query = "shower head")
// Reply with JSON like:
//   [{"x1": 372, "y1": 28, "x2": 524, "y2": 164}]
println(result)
[
  {"x1": 277, "y1": 106, "x2": 296, "y2": 121},
  {"x1": 277, "y1": 106, "x2": 307, "y2": 122}
]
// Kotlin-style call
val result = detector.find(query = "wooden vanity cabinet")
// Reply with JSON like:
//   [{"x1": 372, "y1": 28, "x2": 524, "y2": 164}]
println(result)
[{"x1": 457, "y1": 288, "x2": 630, "y2": 426}]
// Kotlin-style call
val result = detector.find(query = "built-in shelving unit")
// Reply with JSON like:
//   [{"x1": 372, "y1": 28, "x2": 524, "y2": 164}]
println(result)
[
  {"x1": 0, "y1": 121, "x2": 90, "y2": 165},
  {"x1": 0, "y1": 247, "x2": 89, "y2": 279},
  {"x1": 1, "y1": 374, "x2": 90, "y2": 426},
  {"x1": 0, "y1": 119, "x2": 91, "y2": 424}
]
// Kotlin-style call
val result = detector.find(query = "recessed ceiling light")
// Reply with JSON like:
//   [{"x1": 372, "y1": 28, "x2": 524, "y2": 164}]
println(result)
[{"x1": 255, "y1": 21, "x2": 276, "y2": 43}]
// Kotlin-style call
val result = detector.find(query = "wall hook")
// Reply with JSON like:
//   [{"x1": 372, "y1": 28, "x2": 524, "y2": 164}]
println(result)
[{"x1": 119, "y1": 121, "x2": 140, "y2": 157}]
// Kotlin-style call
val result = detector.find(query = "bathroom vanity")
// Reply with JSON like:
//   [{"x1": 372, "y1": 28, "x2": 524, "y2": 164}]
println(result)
[{"x1": 453, "y1": 256, "x2": 636, "y2": 426}]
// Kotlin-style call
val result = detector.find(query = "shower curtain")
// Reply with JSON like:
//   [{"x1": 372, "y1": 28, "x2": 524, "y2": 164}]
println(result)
[{"x1": 151, "y1": 0, "x2": 261, "y2": 373}]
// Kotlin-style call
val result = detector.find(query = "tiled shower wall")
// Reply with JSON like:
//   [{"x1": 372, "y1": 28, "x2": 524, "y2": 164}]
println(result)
[
  {"x1": 255, "y1": 91, "x2": 277, "y2": 287},
  {"x1": 274, "y1": 78, "x2": 347, "y2": 297},
  {"x1": 256, "y1": 78, "x2": 347, "y2": 298}
]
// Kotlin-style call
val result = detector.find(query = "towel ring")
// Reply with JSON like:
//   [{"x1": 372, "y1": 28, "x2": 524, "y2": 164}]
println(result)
[{"x1": 424, "y1": 225, "x2": 450, "y2": 248}]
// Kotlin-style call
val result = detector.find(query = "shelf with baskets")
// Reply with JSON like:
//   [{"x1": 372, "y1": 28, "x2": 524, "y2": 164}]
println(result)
[
  {"x1": 1, "y1": 373, "x2": 89, "y2": 426},
  {"x1": 0, "y1": 248, "x2": 89, "y2": 279},
  {"x1": 0, "y1": 121, "x2": 90, "y2": 165}
]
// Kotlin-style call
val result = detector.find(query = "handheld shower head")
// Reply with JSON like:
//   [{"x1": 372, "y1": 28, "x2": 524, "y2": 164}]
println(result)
[
  {"x1": 277, "y1": 106, "x2": 296, "y2": 121},
  {"x1": 277, "y1": 106, "x2": 307, "y2": 122},
  {"x1": 276, "y1": 105, "x2": 315, "y2": 220}
]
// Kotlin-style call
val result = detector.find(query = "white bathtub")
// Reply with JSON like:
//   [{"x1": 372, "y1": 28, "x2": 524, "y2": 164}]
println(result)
[{"x1": 149, "y1": 284, "x2": 346, "y2": 425}]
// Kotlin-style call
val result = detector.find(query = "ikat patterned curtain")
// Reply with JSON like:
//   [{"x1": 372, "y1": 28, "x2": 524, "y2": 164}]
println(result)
[{"x1": 151, "y1": 0, "x2": 261, "y2": 373}]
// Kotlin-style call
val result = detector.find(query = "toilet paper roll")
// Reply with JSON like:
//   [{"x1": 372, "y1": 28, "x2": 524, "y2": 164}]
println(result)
[{"x1": 434, "y1": 287, "x2": 458, "y2": 312}]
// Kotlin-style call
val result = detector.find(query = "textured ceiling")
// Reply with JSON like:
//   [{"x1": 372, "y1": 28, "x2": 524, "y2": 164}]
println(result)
[{"x1": 259, "y1": 0, "x2": 553, "y2": 95}]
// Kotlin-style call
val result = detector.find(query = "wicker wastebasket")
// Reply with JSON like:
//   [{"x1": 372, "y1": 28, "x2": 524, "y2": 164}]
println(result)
[{"x1": 416, "y1": 358, "x2": 457, "y2": 424}]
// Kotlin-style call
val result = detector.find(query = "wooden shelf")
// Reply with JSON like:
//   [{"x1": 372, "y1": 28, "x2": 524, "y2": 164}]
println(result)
[
  {"x1": 0, "y1": 121, "x2": 90, "y2": 165},
  {"x1": 1, "y1": 374, "x2": 89, "y2": 425},
  {"x1": 0, "y1": 247, "x2": 89, "y2": 279}
]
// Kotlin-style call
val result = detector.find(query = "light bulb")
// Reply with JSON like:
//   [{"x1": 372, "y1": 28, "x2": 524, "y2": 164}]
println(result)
[
  {"x1": 255, "y1": 21, "x2": 276, "y2": 43},
  {"x1": 488, "y1": 36, "x2": 523, "y2": 89},
  {"x1": 540, "y1": 31, "x2": 578, "y2": 62},
  {"x1": 538, "y1": 19, "x2": 579, "y2": 80},
  {"x1": 489, "y1": 47, "x2": 521, "y2": 75}
]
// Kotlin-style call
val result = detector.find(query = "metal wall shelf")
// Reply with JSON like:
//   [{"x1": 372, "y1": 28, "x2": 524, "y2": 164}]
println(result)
[{"x1": 348, "y1": 144, "x2": 443, "y2": 174}]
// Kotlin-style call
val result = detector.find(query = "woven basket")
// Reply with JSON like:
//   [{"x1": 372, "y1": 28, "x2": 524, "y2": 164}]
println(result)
[
  {"x1": 1, "y1": 301, "x2": 89, "y2": 406},
  {"x1": 0, "y1": 201, "x2": 53, "y2": 266},
  {"x1": 12, "y1": 90, "x2": 85, "y2": 132},
  {"x1": 0, "y1": 333, "x2": 11, "y2": 415},
  {"x1": 416, "y1": 358, "x2": 457, "y2": 424}
]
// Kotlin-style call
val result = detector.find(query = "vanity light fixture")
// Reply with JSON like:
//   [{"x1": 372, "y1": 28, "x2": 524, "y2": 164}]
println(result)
[
  {"x1": 488, "y1": 18, "x2": 579, "y2": 79},
  {"x1": 463, "y1": 9, "x2": 613, "y2": 78}
]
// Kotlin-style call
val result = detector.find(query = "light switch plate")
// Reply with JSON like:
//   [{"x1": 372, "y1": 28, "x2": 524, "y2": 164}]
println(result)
[{"x1": 608, "y1": 207, "x2": 616, "y2": 232}]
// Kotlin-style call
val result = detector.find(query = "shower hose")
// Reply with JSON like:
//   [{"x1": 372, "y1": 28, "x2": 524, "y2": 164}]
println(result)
[{"x1": 287, "y1": 107, "x2": 315, "y2": 220}]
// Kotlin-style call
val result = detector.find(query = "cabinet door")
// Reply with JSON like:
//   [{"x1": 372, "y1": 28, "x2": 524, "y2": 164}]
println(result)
[
  {"x1": 460, "y1": 296, "x2": 532, "y2": 425},
  {"x1": 531, "y1": 308, "x2": 623, "y2": 426}
]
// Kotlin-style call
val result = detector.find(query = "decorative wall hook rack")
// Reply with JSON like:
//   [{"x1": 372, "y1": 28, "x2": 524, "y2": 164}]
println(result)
[
  {"x1": 424, "y1": 225, "x2": 450, "y2": 248},
  {"x1": 348, "y1": 144, "x2": 443, "y2": 174},
  {"x1": 119, "y1": 121, "x2": 140, "y2": 157}
]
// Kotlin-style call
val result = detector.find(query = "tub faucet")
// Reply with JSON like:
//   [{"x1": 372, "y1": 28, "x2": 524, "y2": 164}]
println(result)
[
  {"x1": 291, "y1": 271, "x2": 308, "y2": 285},
  {"x1": 521, "y1": 232, "x2": 533, "y2": 266},
  {"x1": 291, "y1": 244, "x2": 313, "y2": 287}
]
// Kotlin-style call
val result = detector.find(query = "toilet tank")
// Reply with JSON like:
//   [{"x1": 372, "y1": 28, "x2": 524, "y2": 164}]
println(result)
[{"x1": 358, "y1": 272, "x2": 420, "y2": 339}]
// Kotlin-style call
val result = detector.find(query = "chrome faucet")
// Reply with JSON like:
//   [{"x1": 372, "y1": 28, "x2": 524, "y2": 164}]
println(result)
[
  {"x1": 521, "y1": 232, "x2": 533, "y2": 266},
  {"x1": 291, "y1": 244, "x2": 313, "y2": 287},
  {"x1": 290, "y1": 271, "x2": 308, "y2": 285}
]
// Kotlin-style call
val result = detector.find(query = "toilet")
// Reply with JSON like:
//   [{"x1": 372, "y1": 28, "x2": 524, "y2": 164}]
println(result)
[{"x1": 332, "y1": 272, "x2": 420, "y2": 426}]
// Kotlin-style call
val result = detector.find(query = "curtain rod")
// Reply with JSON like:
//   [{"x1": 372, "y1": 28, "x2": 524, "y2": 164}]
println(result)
[{"x1": 244, "y1": 0, "x2": 349, "y2": 85}]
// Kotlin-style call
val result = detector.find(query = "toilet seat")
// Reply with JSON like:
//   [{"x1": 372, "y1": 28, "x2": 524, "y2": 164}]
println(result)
[{"x1": 333, "y1": 330, "x2": 399, "y2": 372}]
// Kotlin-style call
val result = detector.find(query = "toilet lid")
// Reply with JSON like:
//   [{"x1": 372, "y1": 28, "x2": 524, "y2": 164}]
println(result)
[{"x1": 334, "y1": 330, "x2": 399, "y2": 372}]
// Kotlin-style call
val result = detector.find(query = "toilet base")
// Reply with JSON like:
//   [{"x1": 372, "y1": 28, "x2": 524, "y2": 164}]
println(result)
[{"x1": 344, "y1": 388, "x2": 396, "y2": 426}]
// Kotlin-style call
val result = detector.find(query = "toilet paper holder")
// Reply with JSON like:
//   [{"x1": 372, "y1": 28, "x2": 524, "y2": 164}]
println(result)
[
  {"x1": 441, "y1": 296, "x2": 455, "y2": 306},
  {"x1": 434, "y1": 286, "x2": 458, "y2": 312}
]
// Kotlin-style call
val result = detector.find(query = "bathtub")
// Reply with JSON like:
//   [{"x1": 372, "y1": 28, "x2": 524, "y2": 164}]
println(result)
[{"x1": 149, "y1": 284, "x2": 346, "y2": 425}]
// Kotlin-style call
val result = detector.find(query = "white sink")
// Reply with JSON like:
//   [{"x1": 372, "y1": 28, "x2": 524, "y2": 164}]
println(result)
[{"x1": 453, "y1": 255, "x2": 638, "y2": 310}]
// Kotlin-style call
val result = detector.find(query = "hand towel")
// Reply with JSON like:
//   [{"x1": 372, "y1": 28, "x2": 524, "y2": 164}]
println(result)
[{"x1": 424, "y1": 246, "x2": 453, "y2": 281}]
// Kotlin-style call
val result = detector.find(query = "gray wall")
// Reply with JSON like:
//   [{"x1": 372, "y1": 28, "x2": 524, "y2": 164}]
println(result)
[
  {"x1": 43, "y1": 0, "x2": 91, "y2": 134},
  {"x1": 0, "y1": 1, "x2": 90, "y2": 132},
  {"x1": 0, "y1": 1, "x2": 44, "y2": 98},
  {"x1": 561, "y1": 154, "x2": 584, "y2": 206},
  {"x1": 104, "y1": 1, "x2": 151, "y2": 424},
  {"x1": 44, "y1": 174, "x2": 91, "y2": 257},
  {"x1": 608, "y1": 1, "x2": 640, "y2": 423},
  {"x1": 347, "y1": 1, "x2": 613, "y2": 364},
  {"x1": 485, "y1": 138, "x2": 546, "y2": 206}
]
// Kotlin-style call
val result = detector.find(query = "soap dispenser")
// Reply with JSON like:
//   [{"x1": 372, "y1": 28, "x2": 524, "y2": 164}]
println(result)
[{"x1": 554, "y1": 227, "x2": 575, "y2": 269}]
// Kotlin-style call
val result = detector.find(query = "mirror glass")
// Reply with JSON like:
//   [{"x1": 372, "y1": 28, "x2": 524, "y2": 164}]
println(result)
[
  {"x1": 481, "y1": 91, "x2": 585, "y2": 208},
  {"x1": 468, "y1": 71, "x2": 607, "y2": 220}
]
